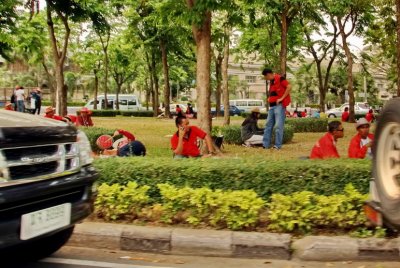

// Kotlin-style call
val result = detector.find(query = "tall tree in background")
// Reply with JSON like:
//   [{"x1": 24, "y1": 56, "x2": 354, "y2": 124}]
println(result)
[
  {"x1": 40, "y1": 0, "x2": 107, "y2": 115},
  {"x1": 329, "y1": 0, "x2": 373, "y2": 122},
  {"x1": 301, "y1": 14, "x2": 339, "y2": 112}
]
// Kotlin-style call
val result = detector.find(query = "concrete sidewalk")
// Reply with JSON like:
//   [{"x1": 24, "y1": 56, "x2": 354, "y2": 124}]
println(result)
[{"x1": 68, "y1": 222, "x2": 400, "y2": 261}]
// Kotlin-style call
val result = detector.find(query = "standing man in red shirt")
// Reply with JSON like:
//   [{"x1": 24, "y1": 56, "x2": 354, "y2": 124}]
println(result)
[
  {"x1": 262, "y1": 68, "x2": 291, "y2": 150},
  {"x1": 171, "y1": 116, "x2": 215, "y2": 158},
  {"x1": 348, "y1": 118, "x2": 374, "y2": 159},
  {"x1": 310, "y1": 121, "x2": 344, "y2": 159}
]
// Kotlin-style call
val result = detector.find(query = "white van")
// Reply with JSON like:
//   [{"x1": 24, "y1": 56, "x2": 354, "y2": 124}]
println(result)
[
  {"x1": 85, "y1": 94, "x2": 141, "y2": 111},
  {"x1": 229, "y1": 99, "x2": 265, "y2": 113}
]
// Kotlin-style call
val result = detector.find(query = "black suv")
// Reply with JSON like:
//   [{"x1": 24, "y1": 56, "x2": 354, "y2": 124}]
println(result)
[{"x1": 0, "y1": 110, "x2": 98, "y2": 260}]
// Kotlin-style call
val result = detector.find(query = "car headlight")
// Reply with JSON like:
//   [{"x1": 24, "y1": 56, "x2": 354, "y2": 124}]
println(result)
[
  {"x1": 77, "y1": 131, "x2": 93, "y2": 166},
  {"x1": 0, "y1": 152, "x2": 8, "y2": 182}
]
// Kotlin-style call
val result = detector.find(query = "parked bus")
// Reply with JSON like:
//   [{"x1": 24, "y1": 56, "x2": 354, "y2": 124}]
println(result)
[
  {"x1": 85, "y1": 94, "x2": 141, "y2": 111},
  {"x1": 229, "y1": 99, "x2": 264, "y2": 113}
]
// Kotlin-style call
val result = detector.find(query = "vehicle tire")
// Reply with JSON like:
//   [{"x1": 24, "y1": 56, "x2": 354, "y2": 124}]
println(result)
[
  {"x1": 372, "y1": 98, "x2": 400, "y2": 225},
  {"x1": 1, "y1": 226, "x2": 75, "y2": 263},
  {"x1": 328, "y1": 114, "x2": 336, "y2": 118}
]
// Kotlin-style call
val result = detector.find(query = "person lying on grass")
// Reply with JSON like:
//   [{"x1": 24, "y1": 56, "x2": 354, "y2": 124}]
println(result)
[
  {"x1": 103, "y1": 129, "x2": 146, "y2": 157},
  {"x1": 171, "y1": 116, "x2": 216, "y2": 158}
]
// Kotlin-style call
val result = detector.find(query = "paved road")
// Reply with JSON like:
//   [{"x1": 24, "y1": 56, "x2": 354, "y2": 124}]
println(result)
[{"x1": 7, "y1": 246, "x2": 400, "y2": 268}]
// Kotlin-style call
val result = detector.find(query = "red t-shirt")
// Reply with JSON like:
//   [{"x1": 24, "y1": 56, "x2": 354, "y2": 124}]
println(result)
[
  {"x1": 365, "y1": 112, "x2": 374, "y2": 122},
  {"x1": 117, "y1": 129, "x2": 135, "y2": 141},
  {"x1": 341, "y1": 111, "x2": 349, "y2": 122},
  {"x1": 171, "y1": 126, "x2": 207, "y2": 157},
  {"x1": 44, "y1": 114, "x2": 64, "y2": 121},
  {"x1": 348, "y1": 133, "x2": 374, "y2": 159},
  {"x1": 310, "y1": 133, "x2": 340, "y2": 159},
  {"x1": 268, "y1": 74, "x2": 291, "y2": 108}
]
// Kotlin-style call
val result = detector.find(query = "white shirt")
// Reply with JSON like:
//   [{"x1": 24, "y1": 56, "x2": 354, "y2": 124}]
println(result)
[
  {"x1": 360, "y1": 137, "x2": 372, "y2": 157},
  {"x1": 15, "y1": 89, "x2": 25, "y2": 101}
]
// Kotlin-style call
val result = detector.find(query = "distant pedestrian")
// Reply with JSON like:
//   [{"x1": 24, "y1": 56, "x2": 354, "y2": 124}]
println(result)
[
  {"x1": 310, "y1": 121, "x2": 344, "y2": 159},
  {"x1": 365, "y1": 109, "x2": 375, "y2": 123},
  {"x1": 186, "y1": 103, "x2": 195, "y2": 118},
  {"x1": 262, "y1": 68, "x2": 291, "y2": 150},
  {"x1": 341, "y1": 107, "x2": 349, "y2": 122},
  {"x1": 176, "y1": 105, "x2": 184, "y2": 117},
  {"x1": 32, "y1": 88, "x2": 42, "y2": 115},
  {"x1": 15, "y1": 86, "x2": 25, "y2": 112}
]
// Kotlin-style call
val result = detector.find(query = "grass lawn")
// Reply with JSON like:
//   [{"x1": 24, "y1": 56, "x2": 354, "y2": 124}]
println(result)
[{"x1": 92, "y1": 116, "x2": 373, "y2": 160}]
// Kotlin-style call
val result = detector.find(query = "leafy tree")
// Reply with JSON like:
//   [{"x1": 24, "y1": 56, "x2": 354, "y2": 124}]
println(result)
[
  {"x1": 109, "y1": 37, "x2": 137, "y2": 110},
  {"x1": 30, "y1": 0, "x2": 108, "y2": 115},
  {"x1": 0, "y1": 0, "x2": 19, "y2": 60},
  {"x1": 327, "y1": 0, "x2": 374, "y2": 122},
  {"x1": 301, "y1": 13, "x2": 339, "y2": 112}
]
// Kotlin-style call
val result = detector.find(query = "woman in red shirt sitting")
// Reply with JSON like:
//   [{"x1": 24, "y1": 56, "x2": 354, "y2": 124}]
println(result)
[
  {"x1": 171, "y1": 116, "x2": 215, "y2": 158},
  {"x1": 365, "y1": 109, "x2": 375, "y2": 123},
  {"x1": 341, "y1": 107, "x2": 349, "y2": 122}
]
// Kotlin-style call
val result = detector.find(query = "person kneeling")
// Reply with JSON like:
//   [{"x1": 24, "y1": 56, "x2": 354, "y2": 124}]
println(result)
[
  {"x1": 241, "y1": 107, "x2": 264, "y2": 147},
  {"x1": 310, "y1": 121, "x2": 344, "y2": 159},
  {"x1": 171, "y1": 116, "x2": 215, "y2": 158}
]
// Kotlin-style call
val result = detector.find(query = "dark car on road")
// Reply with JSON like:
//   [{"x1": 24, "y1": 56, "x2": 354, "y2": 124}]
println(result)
[
  {"x1": 0, "y1": 110, "x2": 98, "y2": 261},
  {"x1": 211, "y1": 105, "x2": 243, "y2": 117}
]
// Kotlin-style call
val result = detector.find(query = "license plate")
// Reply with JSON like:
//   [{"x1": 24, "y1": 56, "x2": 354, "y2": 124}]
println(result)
[{"x1": 20, "y1": 203, "x2": 71, "y2": 240}]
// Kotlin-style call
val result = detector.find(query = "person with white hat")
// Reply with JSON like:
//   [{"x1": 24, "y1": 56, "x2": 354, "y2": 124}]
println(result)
[
  {"x1": 348, "y1": 117, "x2": 374, "y2": 159},
  {"x1": 241, "y1": 107, "x2": 264, "y2": 147}
]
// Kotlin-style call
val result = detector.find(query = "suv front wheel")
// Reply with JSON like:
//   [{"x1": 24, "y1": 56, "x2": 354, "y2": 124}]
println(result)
[{"x1": 373, "y1": 98, "x2": 400, "y2": 225}]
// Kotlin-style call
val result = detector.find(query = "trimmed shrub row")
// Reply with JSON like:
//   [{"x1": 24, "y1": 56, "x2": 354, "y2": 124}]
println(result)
[
  {"x1": 213, "y1": 125, "x2": 294, "y2": 145},
  {"x1": 94, "y1": 182, "x2": 370, "y2": 233},
  {"x1": 92, "y1": 157, "x2": 371, "y2": 202},
  {"x1": 286, "y1": 118, "x2": 328, "y2": 133},
  {"x1": 89, "y1": 110, "x2": 154, "y2": 117}
]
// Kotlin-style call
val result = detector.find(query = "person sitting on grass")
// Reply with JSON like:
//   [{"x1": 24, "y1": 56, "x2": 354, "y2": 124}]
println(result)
[
  {"x1": 76, "y1": 107, "x2": 94, "y2": 127},
  {"x1": 348, "y1": 118, "x2": 374, "y2": 159},
  {"x1": 241, "y1": 107, "x2": 264, "y2": 147},
  {"x1": 171, "y1": 116, "x2": 215, "y2": 158},
  {"x1": 310, "y1": 121, "x2": 344, "y2": 159},
  {"x1": 43, "y1": 106, "x2": 64, "y2": 121},
  {"x1": 4, "y1": 103, "x2": 14, "y2": 111}
]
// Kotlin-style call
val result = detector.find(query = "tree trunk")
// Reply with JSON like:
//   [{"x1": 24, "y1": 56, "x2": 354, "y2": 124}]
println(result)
[
  {"x1": 99, "y1": 32, "x2": 110, "y2": 109},
  {"x1": 397, "y1": 0, "x2": 400, "y2": 96},
  {"x1": 152, "y1": 54, "x2": 159, "y2": 117},
  {"x1": 46, "y1": 4, "x2": 69, "y2": 116},
  {"x1": 94, "y1": 71, "x2": 99, "y2": 110},
  {"x1": 160, "y1": 39, "x2": 171, "y2": 118},
  {"x1": 215, "y1": 53, "x2": 223, "y2": 116},
  {"x1": 192, "y1": 11, "x2": 212, "y2": 133},
  {"x1": 186, "y1": 0, "x2": 212, "y2": 134},
  {"x1": 338, "y1": 17, "x2": 356, "y2": 123},
  {"x1": 116, "y1": 82, "x2": 122, "y2": 110},
  {"x1": 279, "y1": 12, "x2": 288, "y2": 75},
  {"x1": 222, "y1": 29, "x2": 230, "y2": 126}
]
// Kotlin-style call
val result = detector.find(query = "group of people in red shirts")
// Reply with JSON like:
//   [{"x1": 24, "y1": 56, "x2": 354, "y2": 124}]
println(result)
[
  {"x1": 43, "y1": 106, "x2": 94, "y2": 127},
  {"x1": 310, "y1": 117, "x2": 374, "y2": 159}
]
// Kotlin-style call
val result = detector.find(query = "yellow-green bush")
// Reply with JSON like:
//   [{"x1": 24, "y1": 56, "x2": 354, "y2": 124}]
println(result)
[{"x1": 267, "y1": 184, "x2": 368, "y2": 233}]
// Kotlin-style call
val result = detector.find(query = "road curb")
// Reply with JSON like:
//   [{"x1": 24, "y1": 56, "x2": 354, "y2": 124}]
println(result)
[{"x1": 68, "y1": 222, "x2": 400, "y2": 261}]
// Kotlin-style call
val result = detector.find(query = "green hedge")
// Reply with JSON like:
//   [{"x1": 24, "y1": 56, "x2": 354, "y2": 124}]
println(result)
[
  {"x1": 286, "y1": 118, "x2": 328, "y2": 133},
  {"x1": 93, "y1": 158, "x2": 371, "y2": 202},
  {"x1": 213, "y1": 125, "x2": 294, "y2": 145},
  {"x1": 41, "y1": 101, "x2": 86, "y2": 107},
  {"x1": 89, "y1": 110, "x2": 154, "y2": 117}
]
